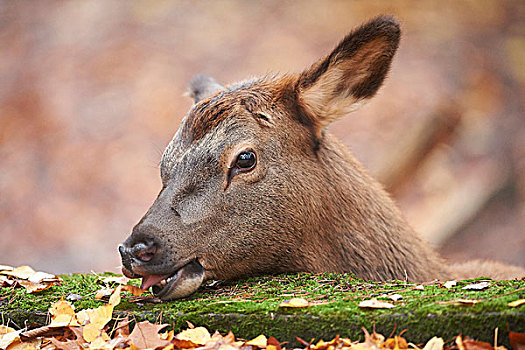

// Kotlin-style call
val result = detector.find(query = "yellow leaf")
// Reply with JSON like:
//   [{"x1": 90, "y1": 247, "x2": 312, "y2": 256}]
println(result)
[
  {"x1": 176, "y1": 327, "x2": 212, "y2": 346},
  {"x1": 245, "y1": 334, "x2": 267, "y2": 348},
  {"x1": 7, "y1": 338, "x2": 41, "y2": 350},
  {"x1": 359, "y1": 299, "x2": 395, "y2": 309},
  {"x1": 109, "y1": 285, "x2": 122, "y2": 306},
  {"x1": 278, "y1": 298, "x2": 310, "y2": 308},
  {"x1": 49, "y1": 300, "x2": 79, "y2": 327},
  {"x1": 508, "y1": 299, "x2": 525, "y2": 307},
  {"x1": 83, "y1": 323, "x2": 103, "y2": 343},
  {"x1": 28, "y1": 271, "x2": 58, "y2": 284},
  {"x1": 82, "y1": 304, "x2": 114, "y2": 329},
  {"x1": 88, "y1": 336, "x2": 108, "y2": 350}
]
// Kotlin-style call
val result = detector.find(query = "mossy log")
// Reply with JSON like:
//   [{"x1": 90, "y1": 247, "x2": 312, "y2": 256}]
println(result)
[{"x1": 1, "y1": 273, "x2": 524, "y2": 347}]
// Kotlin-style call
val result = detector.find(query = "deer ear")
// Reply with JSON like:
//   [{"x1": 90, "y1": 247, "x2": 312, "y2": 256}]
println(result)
[
  {"x1": 188, "y1": 74, "x2": 224, "y2": 103},
  {"x1": 297, "y1": 16, "x2": 400, "y2": 130}
]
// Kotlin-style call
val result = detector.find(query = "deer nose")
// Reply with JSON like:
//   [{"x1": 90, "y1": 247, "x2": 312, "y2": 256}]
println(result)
[{"x1": 119, "y1": 240, "x2": 157, "y2": 263}]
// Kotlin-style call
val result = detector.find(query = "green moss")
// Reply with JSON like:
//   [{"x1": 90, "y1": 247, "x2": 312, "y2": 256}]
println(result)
[{"x1": 2, "y1": 273, "x2": 524, "y2": 346}]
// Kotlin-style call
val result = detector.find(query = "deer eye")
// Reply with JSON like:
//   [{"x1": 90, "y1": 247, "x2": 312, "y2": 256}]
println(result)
[{"x1": 235, "y1": 151, "x2": 256, "y2": 170}]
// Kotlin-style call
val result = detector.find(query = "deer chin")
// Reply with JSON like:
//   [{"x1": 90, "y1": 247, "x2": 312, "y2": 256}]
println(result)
[{"x1": 142, "y1": 260, "x2": 205, "y2": 300}]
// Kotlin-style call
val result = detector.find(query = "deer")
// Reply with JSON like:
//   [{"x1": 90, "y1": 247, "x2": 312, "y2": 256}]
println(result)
[{"x1": 118, "y1": 16, "x2": 525, "y2": 300}]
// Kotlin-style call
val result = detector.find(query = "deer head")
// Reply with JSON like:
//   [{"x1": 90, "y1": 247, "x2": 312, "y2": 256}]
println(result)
[{"x1": 119, "y1": 16, "x2": 447, "y2": 300}]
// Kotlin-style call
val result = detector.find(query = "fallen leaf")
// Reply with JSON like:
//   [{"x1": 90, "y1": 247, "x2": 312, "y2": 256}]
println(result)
[
  {"x1": 18, "y1": 280, "x2": 53, "y2": 293},
  {"x1": 462, "y1": 339, "x2": 494, "y2": 350},
  {"x1": 3, "y1": 266, "x2": 36, "y2": 280},
  {"x1": 278, "y1": 298, "x2": 310, "y2": 308},
  {"x1": 109, "y1": 285, "x2": 122, "y2": 306},
  {"x1": 245, "y1": 334, "x2": 268, "y2": 348},
  {"x1": 423, "y1": 336, "x2": 444, "y2": 350},
  {"x1": 509, "y1": 332, "x2": 525, "y2": 350},
  {"x1": 414, "y1": 285, "x2": 425, "y2": 290},
  {"x1": 100, "y1": 276, "x2": 128, "y2": 285},
  {"x1": 175, "y1": 327, "x2": 212, "y2": 347},
  {"x1": 382, "y1": 335, "x2": 409, "y2": 349},
  {"x1": 7, "y1": 338, "x2": 42, "y2": 350},
  {"x1": 437, "y1": 299, "x2": 482, "y2": 306},
  {"x1": 28, "y1": 271, "x2": 59, "y2": 284},
  {"x1": 121, "y1": 284, "x2": 147, "y2": 296},
  {"x1": 129, "y1": 321, "x2": 169, "y2": 349},
  {"x1": 0, "y1": 326, "x2": 22, "y2": 349},
  {"x1": 508, "y1": 299, "x2": 525, "y2": 308},
  {"x1": 49, "y1": 299, "x2": 79, "y2": 327},
  {"x1": 388, "y1": 294, "x2": 403, "y2": 301},
  {"x1": 0, "y1": 265, "x2": 14, "y2": 272},
  {"x1": 462, "y1": 282, "x2": 491, "y2": 291},
  {"x1": 76, "y1": 304, "x2": 113, "y2": 329},
  {"x1": 359, "y1": 298, "x2": 395, "y2": 309},
  {"x1": 94, "y1": 288, "x2": 114, "y2": 300},
  {"x1": 443, "y1": 281, "x2": 457, "y2": 289}
]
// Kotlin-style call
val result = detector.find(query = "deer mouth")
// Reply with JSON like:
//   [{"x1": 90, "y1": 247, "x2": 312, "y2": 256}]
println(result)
[{"x1": 140, "y1": 259, "x2": 205, "y2": 300}]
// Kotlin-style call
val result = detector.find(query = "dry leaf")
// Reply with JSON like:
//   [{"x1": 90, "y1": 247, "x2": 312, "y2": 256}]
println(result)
[
  {"x1": 49, "y1": 300, "x2": 79, "y2": 327},
  {"x1": 414, "y1": 285, "x2": 425, "y2": 290},
  {"x1": 437, "y1": 299, "x2": 482, "y2": 306},
  {"x1": 18, "y1": 280, "x2": 53, "y2": 293},
  {"x1": 175, "y1": 327, "x2": 212, "y2": 347},
  {"x1": 382, "y1": 336, "x2": 409, "y2": 350},
  {"x1": 509, "y1": 332, "x2": 525, "y2": 350},
  {"x1": 28, "y1": 271, "x2": 59, "y2": 284},
  {"x1": 423, "y1": 337, "x2": 444, "y2": 350},
  {"x1": 245, "y1": 334, "x2": 268, "y2": 348},
  {"x1": 3, "y1": 266, "x2": 36, "y2": 280},
  {"x1": 462, "y1": 282, "x2": 491, "y2": 290},
  {"x1": 129, "y1": 321, "x2": 170, "y2": 349},
  {"x1": 508, "y1": 299, "x2": 525, "y2": 308},
  {"x1": 0, "y1": 265, "x2": 14, "y2": 272},
  {"x1": 388, "y1": 294, "x2": 403, "y2": 301},
  {"x1": 443, "y1": 281, "x2": 457, "y2": 289},
  {"x1": 7, "y1": 338, "x2": 42, "y2": 350},
  {"x1": 359, "y1": 298, "x2": 395, "y2": 309},
  {"x1": 278, "y1": 298, "x2": 310, "y2": 308},
  {"x1": 95, "y1": 288, "x2": 114, "y2": 300},
  {"x1": 0, "y1": 326, "x2": 22, "y2": 349},
  {"x1": 101, "y1": 276, "x2": 129, "y2": 285},
  {"x1": 122, "y1": 284, "x2": 147, "y2": 296}
]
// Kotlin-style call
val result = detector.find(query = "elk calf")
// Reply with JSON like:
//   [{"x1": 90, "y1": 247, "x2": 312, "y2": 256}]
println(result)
[{"x1": 119, "y1": 16, "x2": 524, "y2": 300}]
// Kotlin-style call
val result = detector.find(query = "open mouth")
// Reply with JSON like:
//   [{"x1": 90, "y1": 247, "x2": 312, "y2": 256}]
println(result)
[{"x1": 140, "y1": 259, "x2": 205, "y2": 300}]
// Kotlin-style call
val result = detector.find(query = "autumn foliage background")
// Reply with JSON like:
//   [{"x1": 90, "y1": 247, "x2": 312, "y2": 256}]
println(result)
[{"x1": 1, "y1": 1, "x2": 524, "y2": 274}]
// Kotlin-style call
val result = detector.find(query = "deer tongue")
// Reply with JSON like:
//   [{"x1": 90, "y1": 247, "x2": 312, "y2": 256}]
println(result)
[{"x1": 140, "y1": 274, "x2": 171, "y2": 290}]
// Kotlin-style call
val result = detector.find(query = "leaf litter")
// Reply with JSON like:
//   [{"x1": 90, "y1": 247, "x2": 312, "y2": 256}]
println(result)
[{"x1": 1, "y1": 266, "x2": 525, "y2": 350}]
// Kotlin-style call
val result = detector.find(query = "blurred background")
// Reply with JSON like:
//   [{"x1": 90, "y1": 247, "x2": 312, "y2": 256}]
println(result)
[{"x1": 1, "y1": 1, "x2": 524, "y2": 274}]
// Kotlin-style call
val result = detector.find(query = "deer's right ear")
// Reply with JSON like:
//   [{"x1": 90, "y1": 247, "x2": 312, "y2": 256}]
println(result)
[
  {"x1": 296, "y1": 16, "x2": 400, "y2": 132},
  {"x1": 188, "y1": 74, "x2": 224, "y2": 103}
]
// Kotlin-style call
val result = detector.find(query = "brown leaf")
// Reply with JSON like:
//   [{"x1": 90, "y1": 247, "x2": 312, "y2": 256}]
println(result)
[
  {"x1": 18, "y1": 280, "x2": 53, "y2": 294},
  {"x1": 121, "y1": 284, "x2": 147, "y2": 296},
  {"x1": 267, "y1": 337, "x2": 282, "y2": 350},
  {"x1": 463, "y1": 339, "x2": 494, "y2": 350},
  {"x1": 49, "y1": 337, "x2": 83, "y2": 350},
  {"x1": 128, "y1": 321, "x2": 170, "y2": 350},
  {"x1": 509, "y1": 332, "x2": 525, "y2": 350},
  {"x1": 382, "y1": 336, "x2": 409, "y2": 350}
]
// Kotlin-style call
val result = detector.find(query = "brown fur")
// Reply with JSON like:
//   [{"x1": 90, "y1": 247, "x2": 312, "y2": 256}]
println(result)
[{"x1": 119, "y1": 16, "x2": 524, "y2": 297}]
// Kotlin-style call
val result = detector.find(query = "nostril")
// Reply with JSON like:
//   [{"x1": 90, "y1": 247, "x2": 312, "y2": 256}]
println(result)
[
  {"x1": 118, "y1": 244, "x2": 126, "y2": 257},
  {"x1": 131, "y1": 242, "x2": 157, "y2": 262}
]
